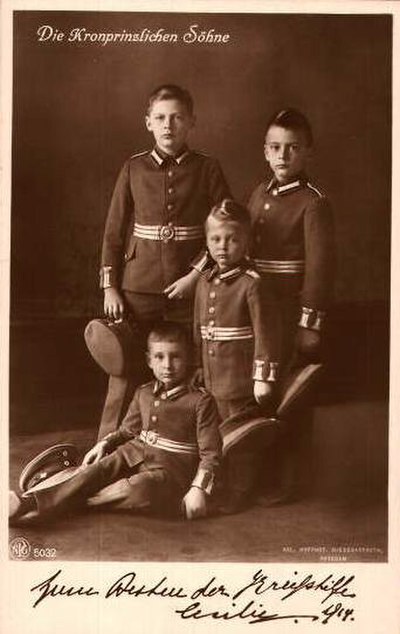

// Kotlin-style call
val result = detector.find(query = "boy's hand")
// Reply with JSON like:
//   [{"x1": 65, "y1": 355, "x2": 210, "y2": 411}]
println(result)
[
  {"x1": 295, "y1": 328, "x2": 321, "y2": 362},
  {"x1": 253, "y1": 380, "x2": 274, "y2": 405},
  {"x1": 182, "y1": 486, "x2": 207, "y2": 520},
  {"x1": 104, "y1": 287, "x2": 124, "y2": 320},
  {"x1": 82, "y1": 441, "x2": 108, "y2": 466},
  {"x1": 163, "y1": 269, "x2": 200, "y2": 300}
]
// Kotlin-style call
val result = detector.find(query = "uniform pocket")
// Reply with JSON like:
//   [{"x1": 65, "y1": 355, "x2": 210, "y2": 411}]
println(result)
[{"x1": 124, "y1": 235, "x2": 138, "y2": 262}]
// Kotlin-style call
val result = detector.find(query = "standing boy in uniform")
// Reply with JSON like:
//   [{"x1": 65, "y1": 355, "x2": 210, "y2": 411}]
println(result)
[
  {"x1": 98, "y1": 84, "x2": 231, "y2": 436},
  {"x1": 248, "y1": 108, "x2": 335, "y2": 503},
  {"x1": 194, "y1": 199, "x2": 278, "y2": 512},
  {"x1": 10, "y1": 323, "x2": 221, "y2": 523}
]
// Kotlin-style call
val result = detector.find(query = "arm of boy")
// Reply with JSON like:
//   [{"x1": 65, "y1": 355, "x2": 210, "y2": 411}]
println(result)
[
  {"x1": 163, "y1": 268, "x2": 201, "y2": 299},
  {"x1": 247, "y1": 276, "x2": 279, "y2": 404},
  {"x1": 101, "y1": 160, "x2": 134, "y2": 317},
  {"x1": 182, "y1": 392, "x2": 221, "y2": 520},
  {"x1": 296, "y1": 196, "x2": 335, "y2": 361},
  {"x1": 82, "y1": 440, "x2": 108, "y2": 466}
]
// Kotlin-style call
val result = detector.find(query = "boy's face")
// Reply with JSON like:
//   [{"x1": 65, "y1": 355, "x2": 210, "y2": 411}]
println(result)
[
  {"x1": 147, "y1": 340, "x2": 189, "y2": 389},
  {"x1": 206, "y1": 217, "x2": 248, "y2": 271},
  {"x1": 264, "y1": 125, "x2": 311, "y2": 184},
  {"x1": 145, "y1": 98, "x2": 194, "y2": 156}
]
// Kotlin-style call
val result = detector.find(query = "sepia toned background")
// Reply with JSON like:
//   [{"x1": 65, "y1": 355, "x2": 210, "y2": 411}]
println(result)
[{"x1": 8, "y1": 11, "x2": 391, "y2": 561}]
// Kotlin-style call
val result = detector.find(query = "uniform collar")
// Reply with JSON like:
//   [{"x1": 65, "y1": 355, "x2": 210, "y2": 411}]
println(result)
[
  {"x1": 266, "y1": 174, "x2": 307, "y2": 196},
  {"x1": 153, "y1": 380, "x2": 189, "y2": 400},
  {"x1": 207, "y1": 261, "x2": 247, "y2": 283},
  {"x1": 150, "y1": 145, "x2": 190, "y2": 167}
]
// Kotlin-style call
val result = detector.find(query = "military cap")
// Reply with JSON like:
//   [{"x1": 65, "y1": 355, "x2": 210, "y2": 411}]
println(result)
[
  {"x1": 219, "y1": 404, "x2": 279, "y2": 456},
  {"x1": 277, "y1": 363, "x2": 323, "y2": 418},
  {"x1": 84, "y1": 318, "x2": 140, "y2": 377},
  {"x1": 19, "y1": 443, "x2": 81, "y2": 494}
]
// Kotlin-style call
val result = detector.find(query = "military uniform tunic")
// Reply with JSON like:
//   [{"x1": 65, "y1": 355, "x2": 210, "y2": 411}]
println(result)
[
  {"x1": 29, "y1": 381, "x2": 221, "y2": 516},
  {"x1": 101, "y1": 146, "x2": 231, "y2": 293},
  {"x1": 248, "y1": 175, "x2": 335, "y2": 370},
  {"x1": 194, "y1": 263, "x2": 276, "y2": 403}
]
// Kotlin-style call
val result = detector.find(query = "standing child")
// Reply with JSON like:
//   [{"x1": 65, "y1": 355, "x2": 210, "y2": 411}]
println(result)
[
  {"x1": 194, "y1": 199, "x2": 278, "y2": 512},
  {"x1": 248, "y1": 108, "x2": 335, "y2": 503},
  {"x1": 9, "y1": 323, "x2": 221, "y2": 523},
  {"x1": 98, "y1": 84, "x2": 231, "y2": 437}
]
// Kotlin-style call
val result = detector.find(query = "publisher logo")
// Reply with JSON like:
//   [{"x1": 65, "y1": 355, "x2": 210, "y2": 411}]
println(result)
[{"x1": 9, "y1": 536, "x2": 31, "y2": 560}]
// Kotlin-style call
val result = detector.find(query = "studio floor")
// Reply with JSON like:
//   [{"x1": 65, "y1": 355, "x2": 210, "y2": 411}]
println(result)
[{"x1": 9, "y1": 401, "x2": 387, "y2": 563}]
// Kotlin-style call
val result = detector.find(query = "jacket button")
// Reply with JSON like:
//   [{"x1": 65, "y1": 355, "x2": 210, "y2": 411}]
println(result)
[
  {"x1": 154, "y1": 400, "x2": 160, "y2": 407},
  {"x1": 168, "y1": 187, "x2": 174, "y2": 194},
  {"x1": 214, "y1": 279, "x2": 221, "y2": 286},
  {"x1": 208, "y1": 319, "x2": 215, "y2": 326},
  {"x1": 208, "y1": 307, "x2": 215, "y2": 314},
  {"x1": 208, "y1": 349, "x2": 215, "y2": 356},
  {"x1": 264, "y1": 203, "x2": 270, "y2": 210},
  {"x1": 168, "y1": 170, "x2": 173, "y2": 178},
  {"x1": 124, "y1": 253, "x2": 129, "y2": 261},
  {"x1": 209, "y1": 291, "x2": 216, "y2": 299},
  {"x1": 151, "y1": 415, "x2": 158, "y2": 422},
  {"x1": 167, "y1": 203, "x2": 173, "y2": 211}
]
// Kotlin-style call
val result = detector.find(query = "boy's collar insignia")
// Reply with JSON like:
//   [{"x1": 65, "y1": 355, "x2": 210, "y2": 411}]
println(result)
[
  {"x1": 153, "y1": 381, "x2": 188, "y2": 400},
  {"x1": 208, "y1": 264, "x2": 243, "y2": 283},
  {"x1": 266, "y1": 177, "x2": 305, "y2": 196},
  {"x1": 150, "y1": 146, "x2": 190, "y2": 167}
]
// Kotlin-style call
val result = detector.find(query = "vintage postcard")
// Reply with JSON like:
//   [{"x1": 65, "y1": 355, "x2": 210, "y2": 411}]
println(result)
[{"x1": 1, "y1": 0, "x2": 399, "y2": 632}]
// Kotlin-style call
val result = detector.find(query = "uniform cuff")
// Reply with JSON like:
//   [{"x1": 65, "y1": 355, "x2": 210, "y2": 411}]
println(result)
[
  {"x1": 253, "y1": 360, "x2": 279, "y2": 382},
  {"x1": 191, "y1": 468, "x2": 214, "y2": 495},
  {"x1": 191, "y1": 252, "x2": 211, "y2": 274},
  {"x1": 298, "y1": 307, "x2": 326, "y2": 331},
  {"x1": 99, "y1": 265, "x2": 117, "y2": 289}
]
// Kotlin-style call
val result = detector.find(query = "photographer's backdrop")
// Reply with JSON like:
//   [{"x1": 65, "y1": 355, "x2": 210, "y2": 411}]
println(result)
[{"x1": 9, "y1": 12, "x2": 390, "y2": 505}]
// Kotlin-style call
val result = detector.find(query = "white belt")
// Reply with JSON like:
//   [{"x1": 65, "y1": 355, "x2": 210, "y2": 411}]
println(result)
[
  {"x1": 139, "y1": 430, "x2": 198, "y2": 455},
  {"x1": 254, "y1": 259, "x2": 305, "y2": 274},
  {"x1": 133, "y1": 223, "x2": 203, "y2": 242},
  {"x1": 201, "y1": 326, "x2": 254, "y2": 341}
]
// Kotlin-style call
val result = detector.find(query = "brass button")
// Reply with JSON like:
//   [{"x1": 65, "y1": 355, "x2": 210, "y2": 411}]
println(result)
[
  {"x1": 168, "y1": 170, "x2": 173, "y2": 178},
  {"x1": 208, "y1": 307, "x2": 215, "y2": 314},
  {"x1": 208, "y1": 319, "x2": 215, "y2": 326},
  {"x1": 264, "y1": 203, "x2": 270, "y2": 210},
  {"x1": 208, "y1": 349, "x2": 215, "y2": 356},
  {"x1": 259, "y1": 218, "x2": 265, "y2": 224},
  {"x1": 209, "y1": 291, "x2": 216, "y2": 299},
  {"x1": 167, "y1": 203, "x2": 173, "y2": 211},
  {"x1": 161, "y1": 393, "x2": 167, "y2": 400},
  {"x1": 214, "y1": 279, "x2": 221, "y2": 286},
  {"x1": 168, "y1": 187, "x2": 174, "y2": 194},
  {"x1": 151, "y1": 415, "x2": 157, "y2": 422},
  {"x1": 154, "y1": 400, "x2": 160, "y2": 407}
]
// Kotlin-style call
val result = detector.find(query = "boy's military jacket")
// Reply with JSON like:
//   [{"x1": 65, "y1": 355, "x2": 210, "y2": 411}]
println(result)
[
  {"x1": 101, "y1": 146, "x2": 231, "y2": 293},
  {"x1": 248, "y1": 175, "x2": 335, "y2": 319},
  {"x1": 103, "y1": 381, "x2": 221, "y2": 494},
  {"x1": 194, "y1": 263, "x2": 277, "y2": 400}
]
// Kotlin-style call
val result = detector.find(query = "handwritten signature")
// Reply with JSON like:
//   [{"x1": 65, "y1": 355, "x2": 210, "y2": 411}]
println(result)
[{"x1": 30, "y1": 568, "x2": 356, "y2": 625}]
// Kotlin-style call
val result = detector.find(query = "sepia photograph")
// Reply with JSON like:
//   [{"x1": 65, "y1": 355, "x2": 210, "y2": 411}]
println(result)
[{"x1": 2, "y1": 2, "x2": 398, "y2": 632}]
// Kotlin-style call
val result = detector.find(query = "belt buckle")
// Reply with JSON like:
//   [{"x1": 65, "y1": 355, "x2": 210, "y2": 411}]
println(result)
[
  {"x1": 160, "y1": 225, "x2": 175, "y2": 242},
  {"x1": 206, "y1": 326, "x2": 215, "y2": 341},
  {"x1": 146, "y1": 430, "x2": 158, "y2": 445}
]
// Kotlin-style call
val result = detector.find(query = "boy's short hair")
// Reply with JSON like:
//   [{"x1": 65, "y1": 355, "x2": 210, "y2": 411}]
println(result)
[
  {"x1": 147, "y1": 84, "x2": 194, "y2": 116},
  {"x1": 147, "y1": 321, "x2": 191, "y2": 352},
  {"x1": 206, "y1": 199, "x2": 251, "y2": 232},
  {"x1": 266, "y1": 108, "x2": 313, "y2": 146}
]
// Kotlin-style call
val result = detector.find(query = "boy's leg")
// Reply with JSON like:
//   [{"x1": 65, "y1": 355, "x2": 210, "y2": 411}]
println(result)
[
  {"x1": 97, "y1": 292, "x2": 163, "y2": 439},
  {"x1": 10, "y1": 450, "x2": 133, "y2": 521},
  {"x1": 97, "y1": 292, "x2": 193, "y2": 440},
  {"x1": 215, "y1": 398, "x2": 262, "y2": 514},
  {"x1": 88, "y1": 466, "x2": 182, "y2": 516}
]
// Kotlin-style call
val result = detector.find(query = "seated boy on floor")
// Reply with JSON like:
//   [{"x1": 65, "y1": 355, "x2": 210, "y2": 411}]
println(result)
[{"x1": 10, "y1": 323, "x2": 222, "y2": 523}]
